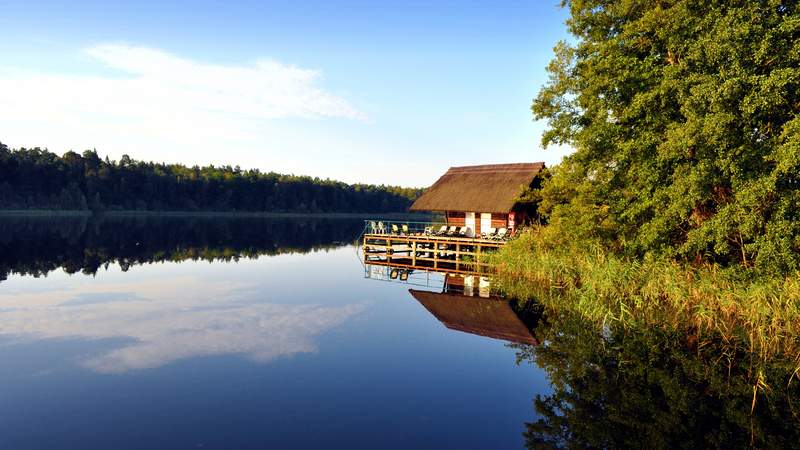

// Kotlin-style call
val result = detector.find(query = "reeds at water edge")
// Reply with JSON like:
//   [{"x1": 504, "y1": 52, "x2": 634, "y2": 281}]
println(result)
[{"x1": 492, "y1": 228, "x2": 800, "y2": 386}]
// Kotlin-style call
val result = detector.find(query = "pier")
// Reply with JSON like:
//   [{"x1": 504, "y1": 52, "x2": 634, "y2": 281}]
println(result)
[{"x1": 361, "y1": 220, "x2": 505, "y2": 275}]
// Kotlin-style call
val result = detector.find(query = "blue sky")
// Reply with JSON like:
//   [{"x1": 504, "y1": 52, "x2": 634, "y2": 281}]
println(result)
[{"x1": 0, "y1": 1, "x2": 572, "y2": 186}]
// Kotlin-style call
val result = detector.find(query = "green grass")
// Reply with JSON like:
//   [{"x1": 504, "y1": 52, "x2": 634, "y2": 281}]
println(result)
[{"x1": 492, "y1": 227, "x2": 800, "y2": 371}]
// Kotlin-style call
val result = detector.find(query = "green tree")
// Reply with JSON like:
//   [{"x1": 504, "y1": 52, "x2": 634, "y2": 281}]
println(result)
[
  {"x1": 534, "y1": 1, "x2": 800, "y2": 274},
  {"x1": 0, "y1": 145, "x2": 423, "y2": 214}
]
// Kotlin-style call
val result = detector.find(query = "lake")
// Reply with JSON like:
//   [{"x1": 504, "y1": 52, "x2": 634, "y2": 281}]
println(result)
[{"x1": 0, "y1": 215, "x2": 797, "y2": 449}]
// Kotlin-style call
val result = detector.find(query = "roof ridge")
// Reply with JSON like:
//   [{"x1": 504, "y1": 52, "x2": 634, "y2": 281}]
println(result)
[
  {"x1": 448, "y1": 162, "x2": 544, "y2": 171},
  {"x1": 446, "y1": 163, "x2": 544, "y2": 175}
]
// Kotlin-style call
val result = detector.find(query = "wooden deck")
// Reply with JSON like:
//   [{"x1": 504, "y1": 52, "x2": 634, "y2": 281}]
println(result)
[{"x1": 362, "y1": 233, "x2": 504, "y2": 275}]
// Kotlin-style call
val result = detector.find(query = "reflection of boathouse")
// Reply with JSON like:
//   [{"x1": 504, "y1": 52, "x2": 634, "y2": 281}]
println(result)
[
  {"x1": 408, "y1": 273, "x2": 540, "y2": 345},
  {"x1": 364, "y1": 262, "x2": 540, "y2": 346},
  {"x1": 362, "y1": 162, "x2": 545, "y2": 273},
  {"x1": 409, "y1": 289, "x2": 539, "y2": 345}
]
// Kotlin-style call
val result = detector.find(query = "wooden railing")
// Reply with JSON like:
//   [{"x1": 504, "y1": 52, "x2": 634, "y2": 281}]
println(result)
[{"x1": 362, "y1": 232, "x2": 503, "y2": 275}]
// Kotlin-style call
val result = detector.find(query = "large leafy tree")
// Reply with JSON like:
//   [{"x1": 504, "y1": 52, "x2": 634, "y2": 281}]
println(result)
[{"x1": 534, "y1": 1, "x2": 800, "y2": 273}]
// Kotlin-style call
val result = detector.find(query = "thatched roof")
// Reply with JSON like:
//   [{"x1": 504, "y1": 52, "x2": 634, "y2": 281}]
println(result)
[
  {"x1": 410, "y1": 162, "x2": 545, "y2": 213},
  {"x1": 409, "y1": 289, "x2": 539, "y2": 345}
]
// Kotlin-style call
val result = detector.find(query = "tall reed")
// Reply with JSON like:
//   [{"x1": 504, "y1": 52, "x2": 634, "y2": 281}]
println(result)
[{"x1": 492, "y1": 228, "x2": 800, "y2": 371}]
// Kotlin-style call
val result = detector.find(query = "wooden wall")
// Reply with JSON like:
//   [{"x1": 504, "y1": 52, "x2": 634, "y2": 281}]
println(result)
[
  {"x1": 445, "y1": 211, "x2": 466, "y2": 226},
  {"x1": 491, "y1": 213, "x2": 508, "y2": 229}
]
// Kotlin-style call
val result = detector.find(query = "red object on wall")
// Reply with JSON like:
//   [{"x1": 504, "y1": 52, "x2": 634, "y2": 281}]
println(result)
[{"x1": 508, "y1": 212, "x2": 516, "y2": 231}]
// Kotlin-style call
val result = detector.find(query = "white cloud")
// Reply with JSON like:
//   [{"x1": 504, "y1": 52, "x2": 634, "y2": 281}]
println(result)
[
  {"x1": 83, "y1": 44, "x2": 364, "y2": 120},
  {"x1": 0, "y1": 44, "x2": 365, "y2": 165}
]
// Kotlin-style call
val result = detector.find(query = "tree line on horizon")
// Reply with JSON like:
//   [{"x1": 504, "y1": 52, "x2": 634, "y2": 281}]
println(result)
[{"x1": 0, "y1": 143, "x2": 423, "y2": 213}]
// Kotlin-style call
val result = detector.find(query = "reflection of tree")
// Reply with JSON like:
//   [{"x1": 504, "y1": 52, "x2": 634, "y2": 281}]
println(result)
[
  {"x1": 512, "y1": 311, "x2": 800, "y2": 449},
  {"x1": 0, "y1": 215, "x2": 363, "y2": 280}
]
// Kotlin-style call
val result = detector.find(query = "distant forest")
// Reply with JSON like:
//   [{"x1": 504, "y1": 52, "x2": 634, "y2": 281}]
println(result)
[{"x1": 0, "y1": 143, "x2": 423, "y2": 213}]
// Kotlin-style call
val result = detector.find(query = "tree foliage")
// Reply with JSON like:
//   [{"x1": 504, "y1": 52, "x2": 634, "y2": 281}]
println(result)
[
  {"x1": 0, "y1": 143, "x2": 422, "y2": 213},
  {"x1": 534, "y1": 0, "x2": 800, "y2": 274}
]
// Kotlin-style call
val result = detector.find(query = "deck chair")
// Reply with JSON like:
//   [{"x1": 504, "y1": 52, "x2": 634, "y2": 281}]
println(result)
[
  {"x1": 370, "y1": 221, "x2": 378, "y2": 234},
  {"x1": 401, "y1": 224, "x2": 410, "y2": 235},
  {"x1": 458, "y1": 226, "x2": 469, "y2": 236},
  {"x1": 446, "y1": 226, "x2": 458, "y2": 236},
  {"x1": 436, "y1": 225, "x2": 448, "y2": 236},
  {"x1": 424, "y1": 226, "x2": 433, "y2": 236},
  {"x1": 377, "y1": 222, "x2": 386, "y2": 234},
  {"x1": 391, "y1": 223, "x2": 400, "y2": 234},
  {"x1": 496, "y1": 227, "x2": 508, "y2": 240},
  {"x1": 481, "y1": 227, "x2": 497, "y2": 239}
]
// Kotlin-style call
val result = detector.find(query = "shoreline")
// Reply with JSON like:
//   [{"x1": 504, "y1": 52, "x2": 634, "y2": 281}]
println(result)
[
  {"x1": 0, "y1": 210, "x2": 434, "y2": 219},
  {"x1": 491, "y1": 229, "x2": 800, "y2": 370}
]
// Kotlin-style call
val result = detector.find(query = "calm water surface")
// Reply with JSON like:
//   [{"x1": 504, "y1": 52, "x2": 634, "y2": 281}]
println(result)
[
  {"x1": 0, "y1": 216, "x2": 549, "y2": 449},
  {"x1": 0, "y1": 216, "x2": 797, "y2": 449}
]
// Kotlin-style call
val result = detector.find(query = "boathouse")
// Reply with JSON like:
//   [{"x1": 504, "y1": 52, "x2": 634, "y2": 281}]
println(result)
[{"x1": 409, "y1": 162, "x2": 545, "y2": 237}]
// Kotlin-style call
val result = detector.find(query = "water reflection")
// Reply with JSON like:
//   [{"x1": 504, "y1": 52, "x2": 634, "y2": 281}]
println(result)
[
  {"x1": 365, "y1": 259, "x2": 800, "y2": 447},
  {"x1": 0, "y1": 278, "x2": 366, "y2": 373},
  {"x1": 512, "y1": 313, "x2": 800, "y2": 448},
  {"x1": 365, "y1": 262, "x2": 542, "y2": 346},
  {"x1": 1, "y1": 216, "x2": 798, "y2": 447},
  {"x1": 0, "y1": 214, "x2": 362, "y2": 282},
  {"x1": 409, "y1": 289, "x2": 540, "y2": 346},
  {"x1": 0, "y1": 215, "x2": 367, "y2": 373},
  {"x1": 408, "y1": 273, "x2": 541, "y2": 346}
]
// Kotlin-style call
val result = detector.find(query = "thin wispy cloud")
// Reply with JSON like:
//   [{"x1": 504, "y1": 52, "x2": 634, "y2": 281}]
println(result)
[
  {"x1": 85, "y1": 44, "x2": 364, "y2": 120},
  {"x1": 0, "y1": 44, "x2": 365, "y2": 165}
]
